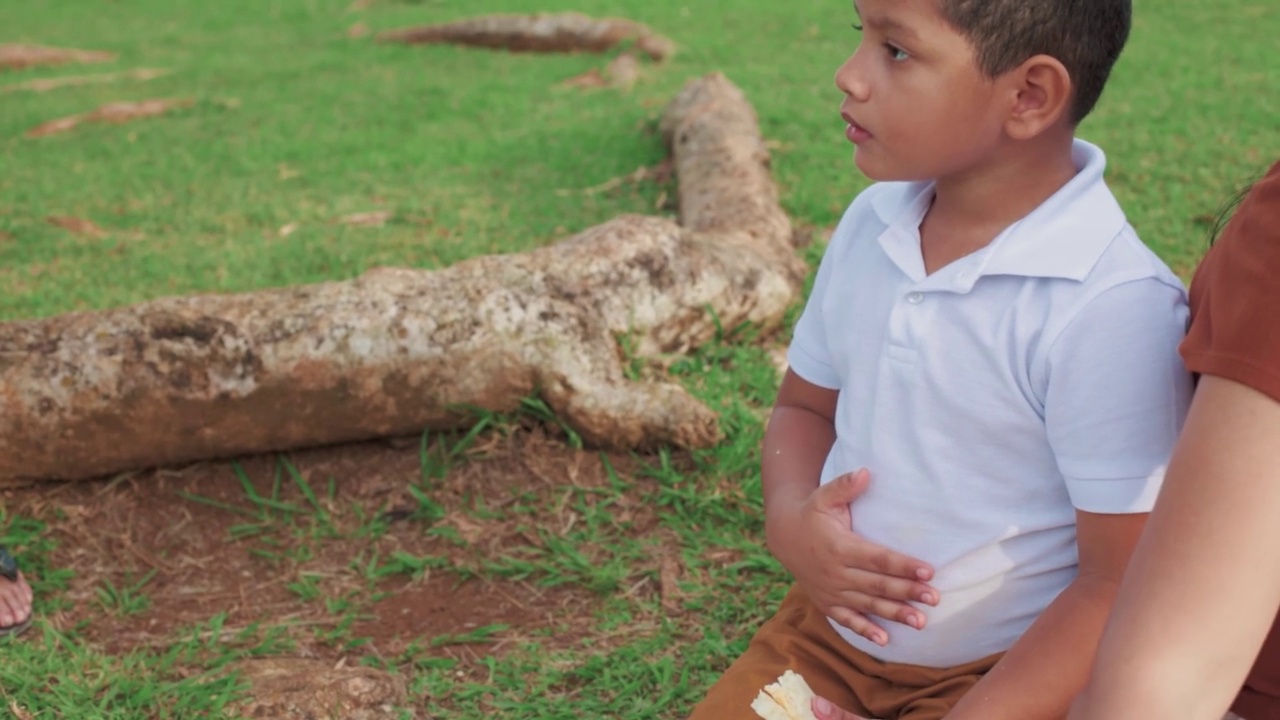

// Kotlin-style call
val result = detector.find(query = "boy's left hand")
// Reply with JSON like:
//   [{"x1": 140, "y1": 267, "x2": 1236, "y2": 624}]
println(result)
[{"x1": 767, "y1": 469, "x2": 939, "y2": 645}]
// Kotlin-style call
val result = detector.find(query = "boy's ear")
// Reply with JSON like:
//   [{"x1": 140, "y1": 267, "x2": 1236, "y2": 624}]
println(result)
[{"x1": 1004, "y1": 54, "x2": 1073, "y2": 139}]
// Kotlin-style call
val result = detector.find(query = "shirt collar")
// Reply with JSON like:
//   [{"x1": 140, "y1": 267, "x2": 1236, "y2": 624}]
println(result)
[{"x1": 871, "y1": 139, "x2": 1127, "y2": 283}]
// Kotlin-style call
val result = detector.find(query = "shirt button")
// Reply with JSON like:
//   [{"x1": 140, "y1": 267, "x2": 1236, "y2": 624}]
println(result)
[{"x1": 906, "y1": 292, "x2": 924, "y2": 304}]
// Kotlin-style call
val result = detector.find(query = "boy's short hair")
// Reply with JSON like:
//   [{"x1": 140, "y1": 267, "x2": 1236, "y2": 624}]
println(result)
[{"x1": 937, "y1": 0, "x2": 1131, "y2": 124}]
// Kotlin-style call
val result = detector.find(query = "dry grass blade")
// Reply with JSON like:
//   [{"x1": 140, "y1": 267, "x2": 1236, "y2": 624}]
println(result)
[
  {"x1": 336, "y1": 210, "x2": 393, "y2": 227},
  {"x1": 0, "y1": 68, "x2": 169, "y2": 94},
  {"x1": 377, "y1": 12, "x2": 676, "y2": 62},
  {"x1": 6, "y1": 699, "x2": 35, "y2": 720},
  {"x1": 0, "y1": 44, "x2": 116, "y2": 71},
  {"x1": 560, "y1": 68, "x2": 608, "y2": 89},
  {"x1": 659, "y1": 554, "x2": 684, "y2": 613},
  {"x1": 561, "y1": 53, "x2": 641, "y2": 91},
  {"x1": 605, "y1": 52, "x2": 640, "y2": 89},
  {"x1": 26, "y1": 98, "x2": 193, "y2": 138},
  {"x1": 555, "y1": 159, "x2": 673, "y2": 196},
  {"x1": 45, "y1": 216, "x2": 107, "y2": 238}
]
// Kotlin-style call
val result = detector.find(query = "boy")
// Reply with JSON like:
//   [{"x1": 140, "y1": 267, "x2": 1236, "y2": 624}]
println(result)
[{"x1": 687, "y1": 1, "x2": 1192, "y2": 719}]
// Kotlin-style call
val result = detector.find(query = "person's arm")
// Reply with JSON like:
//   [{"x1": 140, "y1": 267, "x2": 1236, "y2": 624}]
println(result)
[
  {"x1": 939, "y1": 510, "x2": 1147, "y2": 720},
  {"x1": 764, "y1": 369, "x2": 938, "y2": 642},
  {"x1": 1069, "y1": 375, "x2": 1280, "y2": 719},
  {"x1": 762, "y1": 368, "x2": 840, "y2": 527}
]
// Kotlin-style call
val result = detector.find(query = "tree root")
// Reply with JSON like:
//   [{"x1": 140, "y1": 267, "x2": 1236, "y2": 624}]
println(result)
[{"x1": 0, "y1": 73, "x2": 801, "y2": 483}]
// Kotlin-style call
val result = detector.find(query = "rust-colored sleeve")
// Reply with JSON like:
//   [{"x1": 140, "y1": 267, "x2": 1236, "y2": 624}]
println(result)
[{"x1": 1180, "y1": 159, "x2": 1280, "y2": 403}]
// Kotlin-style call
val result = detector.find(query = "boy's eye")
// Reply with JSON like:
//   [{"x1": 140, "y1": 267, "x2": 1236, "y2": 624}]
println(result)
[
  {"x1": 886, "y1": 44, "x2": 910, "y2": 61},
  {"x1": 851, "y1": 21, "x2": 863, "y2": 32}
]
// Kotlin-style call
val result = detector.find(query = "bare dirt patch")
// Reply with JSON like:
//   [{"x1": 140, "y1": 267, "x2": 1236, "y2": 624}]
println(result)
[
  {"x1": 354, "y1": 573, "x2": 594, "y2": 658},
  {"x1": 3, "y1": 427, "x2": 651, "y2": 666}
]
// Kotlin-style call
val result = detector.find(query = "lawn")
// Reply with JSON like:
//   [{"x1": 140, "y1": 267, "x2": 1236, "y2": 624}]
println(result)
[{"x1": 1, "y1": 0, "x2": 1277, "y2": 717}]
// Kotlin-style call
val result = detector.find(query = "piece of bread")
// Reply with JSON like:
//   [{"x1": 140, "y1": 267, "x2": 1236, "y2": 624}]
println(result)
[{"x1": 750, "y1": 669, "x2": 820, "y2": 720}]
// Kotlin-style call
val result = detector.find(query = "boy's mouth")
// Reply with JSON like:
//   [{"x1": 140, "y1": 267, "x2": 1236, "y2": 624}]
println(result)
[{"x1": 841, "y1": 112, "x2": 872, "y2": 143}]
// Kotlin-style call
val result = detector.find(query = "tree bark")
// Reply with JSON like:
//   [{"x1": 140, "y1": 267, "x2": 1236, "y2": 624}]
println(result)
[{"x1": 0, "y1": 73, "x2": 803, "y2": 484}]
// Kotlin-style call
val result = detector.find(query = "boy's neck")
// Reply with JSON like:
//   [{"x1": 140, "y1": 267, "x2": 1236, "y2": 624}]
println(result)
[{"x1": 919, "y1": 129, "x2": 1078, "y2": 275}]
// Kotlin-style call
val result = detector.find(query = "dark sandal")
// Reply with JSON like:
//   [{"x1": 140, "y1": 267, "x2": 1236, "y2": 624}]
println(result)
[{"x1": 0, "y1": 546, "x2": 32, "y2": 636}]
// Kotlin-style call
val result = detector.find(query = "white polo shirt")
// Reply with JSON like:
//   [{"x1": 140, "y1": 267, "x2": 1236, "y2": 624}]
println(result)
[{"x1": 788, "y1": 140, "x2": 1193, "y2": 667}]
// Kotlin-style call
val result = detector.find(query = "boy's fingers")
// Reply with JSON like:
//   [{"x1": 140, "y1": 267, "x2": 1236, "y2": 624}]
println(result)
[
  {"x1": 839, "y1": 538, "x2": 935, "y2": 582},
  {"x1": 837, "y1": 586, "x2": 927, "y2": 629},
  {"x1": 834, "y1": 563, "x2": 936, "y2": 602},
  {"x1": 827, "y1": 605, "x2": 888, "y2": 646},
  {"x1": 838, "y1": 565, "x2": 938, "y2": 605}
]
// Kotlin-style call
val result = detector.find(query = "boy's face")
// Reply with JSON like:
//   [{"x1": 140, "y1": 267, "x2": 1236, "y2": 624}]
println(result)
[{"x1": 836, "y1": 0, "x2": 1011, "y2": 182}]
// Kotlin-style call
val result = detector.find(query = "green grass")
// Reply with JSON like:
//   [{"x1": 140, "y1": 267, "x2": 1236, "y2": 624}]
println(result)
[
  {"x1": 0, "y1": 631, "x2": 247, "y2": 718},
  {"x1": 2, "y1": 0, "x2": 1278, "y2": 717},
  {"x1": 2, "y1": 0, "x2": 1276, "y2": 319},
  {"x1": 96, "y1": 569, "x2": 157, "y2": 616}
]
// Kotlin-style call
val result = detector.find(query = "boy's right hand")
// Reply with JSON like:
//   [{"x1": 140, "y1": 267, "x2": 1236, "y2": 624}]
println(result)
[{"x1": 766, "y1": 468, "x2": 939, "y2": 646}]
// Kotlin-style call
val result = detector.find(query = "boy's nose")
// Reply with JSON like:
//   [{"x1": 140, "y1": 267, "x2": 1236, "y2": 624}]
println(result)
[{"x1": 834, "y1": 49, "x2": 870, "y2": 101}]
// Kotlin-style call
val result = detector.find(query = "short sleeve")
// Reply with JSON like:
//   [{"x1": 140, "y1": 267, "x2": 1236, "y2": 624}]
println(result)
[
  {"x1": 1045, "y1": 279, "x2": 1194, "y2": 513},
  {"x1": 1181, "y1": 160, "x2": 1280, "y2": 403},
  {"x1": 787, "y1": 224, "x2": 847, "y2": 390}
]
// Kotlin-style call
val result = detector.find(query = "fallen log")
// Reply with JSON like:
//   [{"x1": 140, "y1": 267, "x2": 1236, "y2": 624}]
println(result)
[
  {"x1": 0, "y1": 73, "x2": 802, "y2": 484},
  {"x1": 377, "y1": 12, "x2": 676, "y2": 62}
]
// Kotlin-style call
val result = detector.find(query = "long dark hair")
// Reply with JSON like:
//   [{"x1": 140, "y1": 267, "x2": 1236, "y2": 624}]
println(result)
[{"x1": 1209, "y1": 176, "x2": 1263, "y2": 246}]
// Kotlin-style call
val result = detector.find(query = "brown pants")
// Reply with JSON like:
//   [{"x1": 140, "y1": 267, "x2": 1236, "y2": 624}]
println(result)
[{"x1": 688, "y1": 586, "x2": 1002, "y2": 720}]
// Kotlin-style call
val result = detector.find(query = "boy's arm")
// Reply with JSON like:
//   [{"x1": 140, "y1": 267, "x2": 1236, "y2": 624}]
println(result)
[
  {"x1": 761, "y1": 368, "x2": 839, "y2": 520},
  {"x1": 764, "y1": 370, "x2": 937, "y2": 642},
  {"x1": 943, "y1": 509, "x2": 1148, "y2": 720}
]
